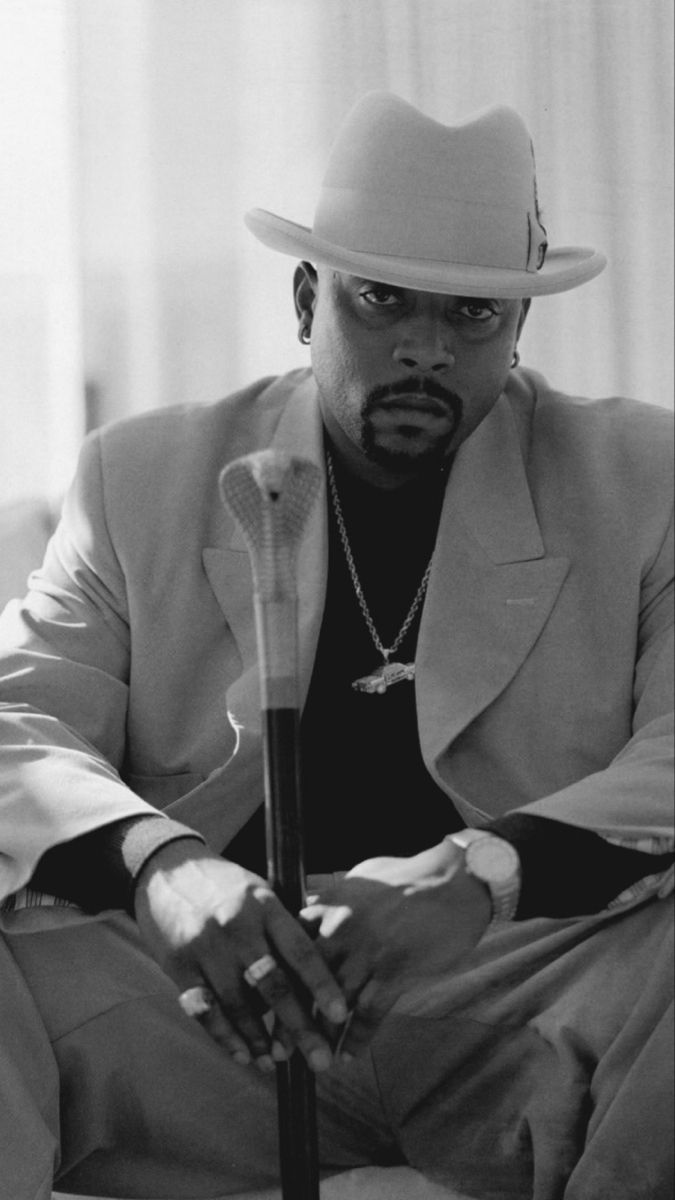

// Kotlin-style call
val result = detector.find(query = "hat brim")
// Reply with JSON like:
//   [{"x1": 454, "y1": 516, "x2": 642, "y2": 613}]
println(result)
[{"x1": 245, "y1": 208, "x2": 606, "y2": 299}]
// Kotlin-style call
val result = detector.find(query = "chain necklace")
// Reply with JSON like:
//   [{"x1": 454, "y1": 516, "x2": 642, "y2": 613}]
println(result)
[{"x1": 326, "y1": 451, "x2": 434, "y2": 694}]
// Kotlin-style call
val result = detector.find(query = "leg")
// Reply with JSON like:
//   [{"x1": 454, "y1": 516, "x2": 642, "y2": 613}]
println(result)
[
  {"x1": 564, "y1": 944, "x2": 674, "y2": 1199},
  {"x1": 0, "y1": 933, "x2": 59, "y2": 1200},
  {"x1": 4, "y1": 908, "x2": 393, "y2": 1199},
  {"x1": 366, "y1": 897, "x2": 674, "y2": 1200}
]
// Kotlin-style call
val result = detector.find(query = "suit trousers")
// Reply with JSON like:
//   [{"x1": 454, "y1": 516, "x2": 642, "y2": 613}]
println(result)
[{"x1": 0, "y1": 895, "x2": 672, "y2": 1200}]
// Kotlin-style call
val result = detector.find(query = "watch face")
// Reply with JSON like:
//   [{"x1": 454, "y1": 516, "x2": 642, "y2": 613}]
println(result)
[{"x1": 467, "y1": 838, "x2": 520, "y2": 884}]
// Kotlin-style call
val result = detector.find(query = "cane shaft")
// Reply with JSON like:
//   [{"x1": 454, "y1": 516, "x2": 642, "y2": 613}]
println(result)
[
  {"x1": 219, "y1": 451, "x2": 322, "y2": 1200},
  {"x1": 276, "y1": 1054, "x2": 320, "y2": 1198},
  {"x1": 259, "y1": 613, "x2": 319, "y2": 1199},
  {"x1": 264, "y1": 707, "x2": 306, "y2": 909}
]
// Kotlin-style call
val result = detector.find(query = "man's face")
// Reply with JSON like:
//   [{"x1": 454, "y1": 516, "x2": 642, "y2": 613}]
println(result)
[{"x1": 295, "y1": 264, "x2": 529, "y2": 485}]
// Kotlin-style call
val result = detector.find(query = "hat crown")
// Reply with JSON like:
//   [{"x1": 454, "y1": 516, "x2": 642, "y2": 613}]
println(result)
[
  {"x1": 245, "y1": 91, "x2": 606, "y2": 297},
  {"x1": 313, "y1": 92, "x2": 548, "y2": 274}
]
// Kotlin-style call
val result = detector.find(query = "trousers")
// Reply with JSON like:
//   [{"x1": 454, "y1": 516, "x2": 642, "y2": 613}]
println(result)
[{"x1": 1, "y1": 894, "x2": 672, "y2": 1200}]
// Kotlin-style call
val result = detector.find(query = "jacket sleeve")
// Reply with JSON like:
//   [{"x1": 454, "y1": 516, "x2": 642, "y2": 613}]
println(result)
[
  {"x1": 512, "y1": 505, "x2": 674, "y2": 901},
  {"x1": 0, "y1": 432, "x2": 176, "y2": 902}
]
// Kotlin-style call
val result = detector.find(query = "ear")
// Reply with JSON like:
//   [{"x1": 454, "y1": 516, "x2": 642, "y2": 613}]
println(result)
[{"x1": 293, "y1": 261, "x2": 319, "y2": 320}]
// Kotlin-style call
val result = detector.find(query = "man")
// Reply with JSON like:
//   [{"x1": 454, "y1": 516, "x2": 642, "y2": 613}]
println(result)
[{"x1": 0, "y1": 92, "x2": 672, "y2": 1200}]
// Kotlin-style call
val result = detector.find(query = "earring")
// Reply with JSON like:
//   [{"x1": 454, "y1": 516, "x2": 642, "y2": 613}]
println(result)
[
  {"x1": 511, "y1": 348, "x2": 520, "y2": 369},
  {"x1": 298, "y1": 319, "x2": 312, "y2": 346}
]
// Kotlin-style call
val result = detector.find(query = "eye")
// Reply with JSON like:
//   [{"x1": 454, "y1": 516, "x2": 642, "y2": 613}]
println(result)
[
  {"x1": 457, "y1": 301, "x2": 498, "y2": 322},
  {"x1": 359, "y1": 285, "x2": 403, "y2": 308}
]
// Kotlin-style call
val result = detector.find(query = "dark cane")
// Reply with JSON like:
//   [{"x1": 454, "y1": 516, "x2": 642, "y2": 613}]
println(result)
[{"x1": 219, "y1": 449, "x2": 322, "y2": 1200}]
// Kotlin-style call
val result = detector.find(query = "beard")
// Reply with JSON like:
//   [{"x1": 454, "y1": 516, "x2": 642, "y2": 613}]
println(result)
[{"x1": 360, "y1": 376, "x2": 464, "y2": 471}]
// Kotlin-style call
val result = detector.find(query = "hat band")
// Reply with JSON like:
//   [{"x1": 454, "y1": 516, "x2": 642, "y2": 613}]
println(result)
[{"x1": 313, "y1": 187, "x2": 545, "y2": 274}]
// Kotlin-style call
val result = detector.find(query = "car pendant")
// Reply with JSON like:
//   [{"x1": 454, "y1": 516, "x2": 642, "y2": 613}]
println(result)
[{"x1": 352, "y1": 661, "x2": 416, "y2": 694}]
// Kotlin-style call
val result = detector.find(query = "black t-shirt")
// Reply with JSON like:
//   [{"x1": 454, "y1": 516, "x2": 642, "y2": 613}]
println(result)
[
  {"x1": 226, "y1": 448, "x2": 461, "y2": 876},
  {"x1": 301, "y1": 449, "x2": 464, "y2": 870}
]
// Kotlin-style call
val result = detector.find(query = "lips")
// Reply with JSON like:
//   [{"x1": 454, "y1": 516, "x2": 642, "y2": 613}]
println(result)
[
  {"x1": 366, "y1": 377, "x2": 463, "y2": 424},
  {"x1": 378, "y1": 394, "x2": 451, "y2": 417}
]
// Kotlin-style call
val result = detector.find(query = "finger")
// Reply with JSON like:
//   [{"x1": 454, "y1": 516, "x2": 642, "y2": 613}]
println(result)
[
  {"x1": 333, "y1": 951, "x2": 373, "y2": 1010},
  {"x1": 214, "y1": 989, "x2": 278, "y2": 1073},
  {"x1": 177, "y1": 982, "x2": 256, "y2": 1068},
  {"x1": 195, "y1": 955, "x2": 278, "y2": 1071},
  {"x1": 177, "y1": 983, "x2": 216, "y2": 1019},
  {"x1": 200, "y1": 1001, "x2": 258, "y2": 1067},
  {"x1": 264, "y1": 903, "x2": 349, "y2": 1026},
  {"x1": 298, "y1": 901, "x2": 327, "y2": 932},
  {"x1": 245, "y1": 960, "x2": 335, "y2": 1073},
  {"x1": 307, "y1": 926, "x2": 373, "y2": 1010},
  {"x1": 268, "y1": 1014, "x2": 293, "y2": 1062},
  {"x1": 206, "y1": 945, "x2": 331, "y2": 1074},
  {"x1": 337, "y1": 982, "x2": 386, "y2": 1059},
  {"x1": 312, "y1": 953, "x2": 373, "y2": 1060},
  {"x1": 311, "y1": 1002, "x2": 353, "y2": 1056}
]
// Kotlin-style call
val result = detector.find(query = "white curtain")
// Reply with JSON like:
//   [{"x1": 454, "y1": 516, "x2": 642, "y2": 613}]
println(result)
[
  {"x1": 0, "y1": 0, "x2": 84, "y2": 506},
  {"x1": 0, "y1": 0, "x2": 672, "y2": 508}
]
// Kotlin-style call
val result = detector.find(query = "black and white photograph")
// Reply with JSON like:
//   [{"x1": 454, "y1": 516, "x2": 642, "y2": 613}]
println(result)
[{"x1": 0, "y1": 3, "x2": 672, "y2": 1199}]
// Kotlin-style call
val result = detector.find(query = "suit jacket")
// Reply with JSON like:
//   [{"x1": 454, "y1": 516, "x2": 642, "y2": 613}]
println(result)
[{"x1": 0, "y1": 367, "x2": 672, "y2": 903}]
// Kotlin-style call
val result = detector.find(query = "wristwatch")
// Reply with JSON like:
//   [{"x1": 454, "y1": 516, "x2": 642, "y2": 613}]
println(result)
[{"x1": 447, "y1": 829, "x2": 521, "y2": 926}]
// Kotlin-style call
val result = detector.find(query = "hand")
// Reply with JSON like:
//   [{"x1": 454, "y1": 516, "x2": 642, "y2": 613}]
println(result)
[
  {"x1": 300, "y1": 838, "x2": 492, "y2": 1055},
  {"x1": 133, "y1": 841, "x2": 348, "y2": 1073}
]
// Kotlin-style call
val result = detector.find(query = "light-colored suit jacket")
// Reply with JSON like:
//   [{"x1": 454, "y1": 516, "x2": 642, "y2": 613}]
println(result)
[{"x1": 0, "y1": 367, "x2": 672, "y2": 903}]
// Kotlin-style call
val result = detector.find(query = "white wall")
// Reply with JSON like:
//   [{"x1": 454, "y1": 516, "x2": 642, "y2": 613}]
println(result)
[
  {"x1": 75, "y1": 0, "x2": 673, "y2": 425},
  {"x1": 0, "y1": 0, "x2": 84, "y2": 504},
  {"x1": 0, "y1": 0, "x2": 672, "y2": 509}
]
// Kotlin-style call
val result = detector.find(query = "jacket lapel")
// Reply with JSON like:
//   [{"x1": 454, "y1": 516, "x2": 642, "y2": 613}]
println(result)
[
  {"x1": 203, "y1": 374, "x2": 327, "y2": 733},
  {"x1": 188, "y1": 376, "x2": 327, "y2": 847},
  {"x1": 416, "y1": 394, "x2": 570, "y2": 772}
]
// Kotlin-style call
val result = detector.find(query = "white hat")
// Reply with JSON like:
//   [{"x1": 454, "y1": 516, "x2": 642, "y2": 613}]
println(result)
[{"x1": 245, "y1": 92, "x2": 606, "y2": 299}]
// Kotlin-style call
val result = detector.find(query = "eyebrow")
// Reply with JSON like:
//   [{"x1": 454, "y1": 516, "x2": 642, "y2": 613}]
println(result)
[
  {"x1": 350, "y1": 276, "x2": 400, "y2": 289},
  {"x1": 347, "y1": 277, "x2": 504, "y2": 308},
  {"x1": 455, "y1": 295, "x2": 501, "y2": 305}
]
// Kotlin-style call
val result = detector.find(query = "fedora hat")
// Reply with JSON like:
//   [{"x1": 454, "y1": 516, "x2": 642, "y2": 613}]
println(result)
[{"x1": 245, "y1": 92, "x2": 606, "y2": 298}]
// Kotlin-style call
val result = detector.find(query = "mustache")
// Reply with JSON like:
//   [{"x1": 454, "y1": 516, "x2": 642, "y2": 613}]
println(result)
[{"x1": 364, "y1": 377, "x2": 463, "y2": 420}]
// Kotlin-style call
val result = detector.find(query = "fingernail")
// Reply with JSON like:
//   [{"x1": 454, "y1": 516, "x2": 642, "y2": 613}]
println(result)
[
  {"x1": 327, "y1": 999, "x2": 348, "y2": 1023},
  {"x1": 309, "y1": 1047, "x2": 333, "y2": 1073},
  {"x1": 271, "y1": 1040, "x2": 288, "y2": 1061}
]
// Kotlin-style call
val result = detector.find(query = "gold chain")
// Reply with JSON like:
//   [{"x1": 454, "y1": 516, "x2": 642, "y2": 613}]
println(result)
[{"x1": 326, "y1": 452, "x2": 433, "y2": 663}]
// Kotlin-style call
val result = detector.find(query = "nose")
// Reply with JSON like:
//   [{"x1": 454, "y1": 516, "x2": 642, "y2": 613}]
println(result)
[{"x1": 392, "y1": 319, "x2": 455, "y2": 373}]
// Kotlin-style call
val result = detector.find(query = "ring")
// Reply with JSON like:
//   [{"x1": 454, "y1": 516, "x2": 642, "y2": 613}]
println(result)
[
  {"x1": 243, "y1": 953, "x2": 278, "y2": 988},
  {"x1": 178, "y1": 984, "x2": 216, "y2": 1018}
]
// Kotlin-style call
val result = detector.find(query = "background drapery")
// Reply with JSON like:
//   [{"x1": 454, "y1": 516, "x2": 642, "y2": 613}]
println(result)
[{"x1": 0, "y1": 0, "x2": 672, "y2": 509}]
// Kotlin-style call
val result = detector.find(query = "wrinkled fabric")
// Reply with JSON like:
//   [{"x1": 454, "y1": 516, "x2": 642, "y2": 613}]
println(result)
[{"x1": 2, "y1": 892, "x2": 672, "y2": 1200}]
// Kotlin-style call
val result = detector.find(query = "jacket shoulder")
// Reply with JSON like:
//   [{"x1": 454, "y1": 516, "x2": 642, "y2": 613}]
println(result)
[
  {"x1": 95, "y1": 370, "x2": 307, "y2": 461},
  {"x1": 506, "y1": 369, "x2": 673, "y2": 570},
  {"x1": 67, "y1": 370, "x2": 314, "y2": 545},
  {"x1": 511, "y1": 368, "x2": 674, "y2": 488}
]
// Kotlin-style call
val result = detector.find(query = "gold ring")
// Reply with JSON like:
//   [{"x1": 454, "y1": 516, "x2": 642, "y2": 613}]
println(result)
[
  {"x1": 243, "y1": 953, "x2": 278, "y2": 988},
  {"x1": 178, "y1": 984, "x2": 215, "y2": 1018}
]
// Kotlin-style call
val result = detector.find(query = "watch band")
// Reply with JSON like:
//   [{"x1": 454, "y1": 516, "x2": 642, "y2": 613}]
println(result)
[{"x1": 448, "y1": 829, "x2": 521, "y2": 926}]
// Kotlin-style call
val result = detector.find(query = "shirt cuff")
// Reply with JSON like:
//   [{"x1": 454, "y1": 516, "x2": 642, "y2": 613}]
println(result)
[
  {"x1": 29, "y1": 815, "x2": 205, "y2": 916},
  {"x1": 486, "y1": 812, "x2": 674, "y2": 919}
]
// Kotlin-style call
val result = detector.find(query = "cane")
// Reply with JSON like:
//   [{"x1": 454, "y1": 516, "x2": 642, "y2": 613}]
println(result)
[{"x1": 219, "y1": 449, "x2": 322, "y2": 1200}]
